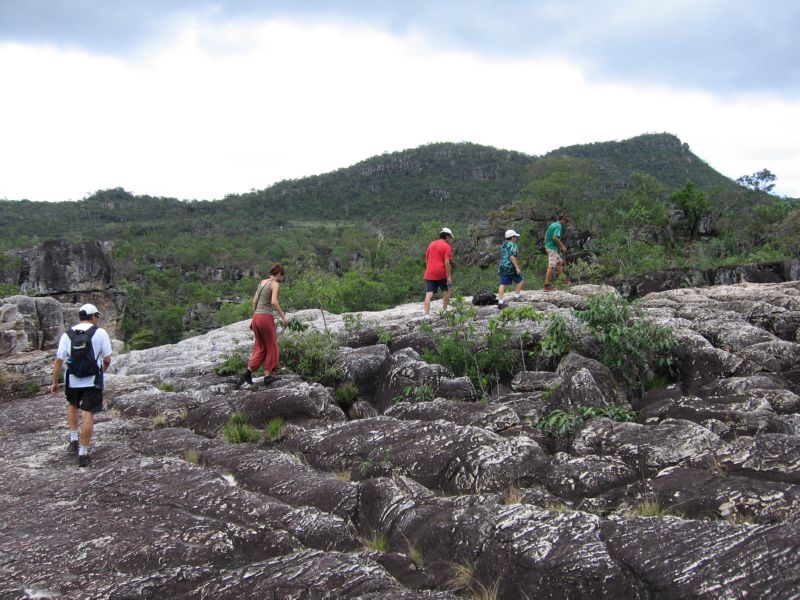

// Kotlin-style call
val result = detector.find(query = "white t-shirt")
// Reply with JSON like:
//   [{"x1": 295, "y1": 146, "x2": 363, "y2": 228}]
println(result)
[{"x1": 56, "y1": 323, "x2": 113, "y2": 388}]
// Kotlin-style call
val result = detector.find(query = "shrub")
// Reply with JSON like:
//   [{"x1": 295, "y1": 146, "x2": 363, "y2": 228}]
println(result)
[
  {"x1": 222, "y1": 412, "x2": 260, "y2": 443},
  {"x1": 335, "y1": 381, "x2": 359, "y2": 409},
  {"x1": 280, "y1": 329, "x2": 343, "y2": 383},
  {"x1": 535, "y1": 404, "x2": 637, "y2": 437},
  {"x1": 393, "y1": 384, "x2": 434, "y2": 404},
  {"x1": 214, "y1": 348, "x2": 249, "y2": 376}
]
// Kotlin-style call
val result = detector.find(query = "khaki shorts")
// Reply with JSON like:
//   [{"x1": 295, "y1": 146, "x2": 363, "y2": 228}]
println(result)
[{"x1": 547, "y1": 249, "x2": 564, "y2": 268}]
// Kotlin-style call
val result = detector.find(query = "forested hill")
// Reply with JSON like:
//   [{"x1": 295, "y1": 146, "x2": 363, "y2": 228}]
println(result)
[
  {"x1": 2, "y1": 133, "x2": 796, "y2": 349},
  {"x1": 545, "y1": 133, "x2": 735, "y2": 194}
]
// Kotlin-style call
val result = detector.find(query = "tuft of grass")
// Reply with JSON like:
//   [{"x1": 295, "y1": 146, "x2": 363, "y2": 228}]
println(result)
[
  {"x1": 362, "y1": 533, "x2": 387, "y2": 553},
  {"x1": 222, "y1": 412, "x2": 260, "y2": 444},
  {"x1": 333, "y1": 470, "x2": 351, "y2": 482},
  {"x1": 179, "y1": 406, "x2": 189, "y2": 422},
  {"x1": 264, "y1": 417, "x2": 285, "y2": 442},
  {"x1": 157, "y1": 382, "x2": 177, "y2": 392},
  {"x1": 151, "y1": 413, "x2": 167, "y2": 429},
  {"x1": 447, "y1": 562, "x2": 500, "y2": 599},
  {"x1": 724, "y1": 512, "x2": 757, "y2": 525},
  {"x1": 24, "y1": 382, "x2": 39, "y2": 397},
  {"x1": 335, "y1": 381, "x2": 359, "y2": 409},
  {"x1": 632, "y1": 498, "x2": 672, "y2": 517},
  {"x1": 502, "y1": 486, "x2": 523, "y2": 505},
  {"x1": 409, "y1": 545, "x2": 424, "y2": 570},
  {"x1": 183, "y1": 449, "x2": 201, "y2": 464}
]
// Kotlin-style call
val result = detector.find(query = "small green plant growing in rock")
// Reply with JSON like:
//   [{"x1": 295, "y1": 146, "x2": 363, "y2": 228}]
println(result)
[
  {"x1": 632, "y1": 498, "x2": 672, "y2": 518},
  {"x1": 214, "y1": 348, "x2": 249, "y2": 376},
  {"x1": 222, "y1": 412, "x2": 260, "y2": 443},
  {"x1": 540, "y1": 313, "x2": 573, "y2": 358},
  {"x1": 362, "y1": 533, "x2": 387, "y2": 553},
  {"x1": 151, "y1": 413, "x2": 167, "y2": 429},
  {"x1": 447, "y1": 561, "x2": 500, "y2": 599},
  {"x1": 335, "y1": 381, "x2": 360, "y2": 409},
  {"x1": 376, "y1": 326, "x2": 393, "y2": 345},
  {"x1": 502, "y1": 486, "x2": 523, "y2": 505},
  {"x1": 408, "y1": 545, "x2": 424, "y2": 569},
  {"x1": 535, "y1": 405, "x2": 637, "y2": 437},
  {"x1": 333, "y1": 470, "x2": 351, "y2": 482},
  {"x1": 157, "y1": 382, "x2": 177, "y2": 393},
  {"x1": 264, "y1": 417, "x2": 285, "y2": 442},
  {"x1": 393, "y1": 384, "x2": 435, "y2": 404},
  {"x1": 183, "y1": 449, "x2": 201, "y2": 464},
  {"x1": 23, "y1": 382, "x2": 39, "y2": 397},
  {"x1": 178, "y1": 406, "x2": 189, "y2": 422}
]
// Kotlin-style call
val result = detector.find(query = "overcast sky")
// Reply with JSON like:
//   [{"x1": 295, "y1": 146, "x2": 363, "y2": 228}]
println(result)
[{"x1": 1, "y1": 0, "x2": 798, "y2": 201}]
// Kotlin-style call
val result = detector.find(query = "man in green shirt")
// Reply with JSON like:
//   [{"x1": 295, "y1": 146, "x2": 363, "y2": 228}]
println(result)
[{"x1": 543, "y1": 215, "x2": 569, "y2": 291}]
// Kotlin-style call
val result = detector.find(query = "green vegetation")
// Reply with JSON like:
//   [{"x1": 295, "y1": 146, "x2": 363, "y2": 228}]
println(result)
[
  {"x1": 335, "y1": 381, "x2": 360, "y2": 409},
  {"x1": 157, "y1": 382, "x2": 177, "y2": 393},
  {"x1": 222, "y1": 413, "x2": 261, "y2": 444},
  {"x1": 539, "y1": 293, "x2": 677, "y2": 394},
  {"x1": 422, "y1": 299, "x2": 543, "y2": 394},
  {"x1": 362, "y1": 533, "x2": 388, "y2": 553},
  {"x1": 393, "y1": 384, "x2": 435, "y2": 404},
  {"x1": 1, "y1": 134, "x2": 796, "y2": 351},
  {"x1": 214, "y1": 348, "x2": 250, "y2": 377},
  {"x1": 264, "y1": 417, "x2": 285, "y2": 442},
  {"x1": 535, "y1": 405, "x2": 637, "y2": 437},
  {"x1": 280, "y1": 329, "x2": 342, "y2": 383}
]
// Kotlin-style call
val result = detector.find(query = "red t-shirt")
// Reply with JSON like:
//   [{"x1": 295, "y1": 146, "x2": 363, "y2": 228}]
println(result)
[{"x1": 424, "y1": 239, "x2": 452, "y2": 280}]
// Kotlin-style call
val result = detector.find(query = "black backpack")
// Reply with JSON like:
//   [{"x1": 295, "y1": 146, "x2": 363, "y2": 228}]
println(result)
[{"x1": 66, "y1": 325, "x2": 99, "y2": 379}]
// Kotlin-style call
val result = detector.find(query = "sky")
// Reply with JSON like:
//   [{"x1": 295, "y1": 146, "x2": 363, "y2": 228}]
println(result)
[{"x1": 1, "y1": 1, "x2": 798, "y2": 202}]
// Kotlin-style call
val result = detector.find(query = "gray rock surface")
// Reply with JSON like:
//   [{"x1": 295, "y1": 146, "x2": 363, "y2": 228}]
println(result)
[{"x1": 2, "y1": 281, "x2": 799, "y2": 598}]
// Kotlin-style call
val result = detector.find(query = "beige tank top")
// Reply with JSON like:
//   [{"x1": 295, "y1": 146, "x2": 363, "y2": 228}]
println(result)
[{"x1": 253, "y1": 279, "x2": 277, "y2": 316}]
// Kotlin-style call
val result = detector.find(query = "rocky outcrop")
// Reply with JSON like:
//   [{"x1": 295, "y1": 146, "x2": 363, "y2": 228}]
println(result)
[
  {"x1": 2, "y1": 281, "x2": 799, "y2": 597},
  {"x1": 2, "y1": 239, "x2": 127, "y2": 342}
]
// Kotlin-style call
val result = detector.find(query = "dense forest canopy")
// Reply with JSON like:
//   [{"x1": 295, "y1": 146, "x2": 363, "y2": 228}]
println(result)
[{"x1": 1, "y1": 133, "x2": 797, "y2": 349}]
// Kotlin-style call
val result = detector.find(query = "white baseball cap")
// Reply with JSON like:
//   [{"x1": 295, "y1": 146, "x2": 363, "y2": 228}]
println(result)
[
  {"x1": 505, "y1": 229, "x2": 521, "y2": 239},
  {"x1": 440, "y1": 227, "x2": 454, "y2": 238},
  {"x1": 79, "y1": 303, "x2": 101, "y2": 316}
]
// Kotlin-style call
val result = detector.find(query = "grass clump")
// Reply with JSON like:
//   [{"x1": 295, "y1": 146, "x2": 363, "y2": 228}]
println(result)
[
  {"x1": 151, "y1": 413, "x2": 167, "y2": 429},
  {"x1": 335, "y1": 381, "x2": 359, "y2": 409},
  {"x1": 264, "y1": 417, "x2": 285, "y2": 442},
  {"x1": 183, "y1": 449, "x2": 201, "y2": 464},
  {"x1": 535, "y1": 404, "x2": 637, "y2": 437},
  {"x1": 362, "y1": 533, "x2": 387, "y2": 553},
  {"x1": 222, "y1": 412, "x2": 260, "y2": 444},
  {"x1": 157, "y1": 382, "x2": 177, "y2": 392}
]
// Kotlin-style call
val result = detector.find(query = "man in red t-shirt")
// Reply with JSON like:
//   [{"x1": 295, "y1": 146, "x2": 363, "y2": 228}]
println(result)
[{"x1": 423, "y1": 227, "x2": 454, "y2": 318}]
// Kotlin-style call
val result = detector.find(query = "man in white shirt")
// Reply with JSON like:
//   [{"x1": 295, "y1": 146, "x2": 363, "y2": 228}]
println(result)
[{"x1": 50, "y1": 303, "x2": 112, "y2": 467}]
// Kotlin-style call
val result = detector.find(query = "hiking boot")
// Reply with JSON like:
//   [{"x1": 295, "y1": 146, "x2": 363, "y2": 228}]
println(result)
[
  {"x1": 68, "y1": 440, "x2": 79, "y2": 454},
  {"x1": 263, "y1": 375, "x2": 280, "y2": 386},
  {"x1": 242, "y1": 369, "x2": 253, "y2": 385},
  {"x1": 543, "y1": 284, "x2": 553, "y2": 292},
  {"x1": 78, "y1": 454, "x2": 91, "y2": 468}
]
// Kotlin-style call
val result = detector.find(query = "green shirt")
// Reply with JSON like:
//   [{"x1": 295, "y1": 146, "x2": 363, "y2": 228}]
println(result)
[{"x1": 544, "y1": 221, "x2": 563, "y2": 251}]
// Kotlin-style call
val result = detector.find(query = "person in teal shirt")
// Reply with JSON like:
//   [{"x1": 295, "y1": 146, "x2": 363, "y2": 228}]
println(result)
[
  {"x1": 497, "y1": 229, "x2": 524, "y2": 308},
  {"x1": 543, "y1": 215, "x2": 569, "y2": 291}
]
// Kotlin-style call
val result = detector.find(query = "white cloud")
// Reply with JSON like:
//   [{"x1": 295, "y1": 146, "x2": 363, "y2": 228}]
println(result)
[{"x1": 0, "y1": 18, "x2": 798, "y2": 202}]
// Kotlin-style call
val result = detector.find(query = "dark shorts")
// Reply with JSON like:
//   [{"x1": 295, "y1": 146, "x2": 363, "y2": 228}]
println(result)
[
  {"x1": 499, "y1": 273, "x2": 524, "y2": 285},
  {"x1": 66, "y1": 386, "x2": 104, "y2": 413},
  {"x1": 424, "y1": 279, "x2": 449, "y2": 293}
]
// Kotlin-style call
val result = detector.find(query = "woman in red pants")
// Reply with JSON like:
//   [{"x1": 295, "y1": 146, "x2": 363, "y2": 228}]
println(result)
[{"x1": 243, "y1": 263, "x2": 289, "y2": 385}]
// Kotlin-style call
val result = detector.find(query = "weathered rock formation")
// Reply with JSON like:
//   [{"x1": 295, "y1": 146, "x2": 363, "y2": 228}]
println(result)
[
  {"x1": 1, "y1": 281, "x2": 799, "y2": 598},
  {"x1": 3, "y1": 239, "x2": 127, "y2": 339}
]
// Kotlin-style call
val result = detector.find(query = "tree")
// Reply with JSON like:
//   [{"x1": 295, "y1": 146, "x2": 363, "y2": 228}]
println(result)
[
  {"x1": 671, "y1": 182, "x2": 711, "y2": 240},
  {"x1": 736, "y1": 169, "x2": 777, "y2": 193}
]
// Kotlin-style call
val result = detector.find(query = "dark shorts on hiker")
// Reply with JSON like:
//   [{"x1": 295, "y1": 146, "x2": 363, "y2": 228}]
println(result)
[
  {"x1": 499, "y1": 273, "x2": 524, "y2": 285},
  {"x1": 66, "y1": 387, "x2": 104, "y2": 413},
  {"x1": 424, "y1": 279, "x2": 449, "y2": 293}
]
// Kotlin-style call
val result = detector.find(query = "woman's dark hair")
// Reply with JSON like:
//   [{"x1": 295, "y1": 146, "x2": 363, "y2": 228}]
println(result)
[{"x1": 270, "y1": 263, "x2": 285, "y2": 276}]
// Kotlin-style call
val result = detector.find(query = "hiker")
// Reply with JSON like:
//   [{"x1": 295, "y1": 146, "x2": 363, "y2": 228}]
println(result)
[
  {"x1": 243, "y1": 263, "x2": 289, "y2": 386},
  {"x1": 498, "y1": 229, "x2": 524, "y2": 308},
  {"x1": 423, "y1": 227, "x2": 454, "y2": 319},
  {"x1": 50, "y1": 303, "x2": 113, "y2": 467},
  {"x1": 543, "y1": 215, "x2": 569, "y2": 291}
]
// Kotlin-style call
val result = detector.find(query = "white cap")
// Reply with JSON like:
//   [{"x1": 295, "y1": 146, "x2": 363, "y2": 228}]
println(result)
[
  {"x1": 79, "y1": 303, "x2": 101, "y2": 316},
  {"x1": 505, "y1": 229, "x2": 521, "y2": 239},
  {"x1": 440, "y1": 227, "x2": 454, "y2": 238}
]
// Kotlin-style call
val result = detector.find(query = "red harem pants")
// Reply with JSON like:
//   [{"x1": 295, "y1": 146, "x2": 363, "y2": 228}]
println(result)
[{"x1": 248, "y1": 313, "x2": 279, "y2": 373}]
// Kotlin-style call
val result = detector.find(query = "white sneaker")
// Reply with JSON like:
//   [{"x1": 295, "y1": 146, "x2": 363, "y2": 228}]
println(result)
[
  {"x1": 513, "y1": 293, "x2": 521, "y2": 300},
  {"x1": 423, "y1": 314, "x2": 432, "y2": 321}
]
